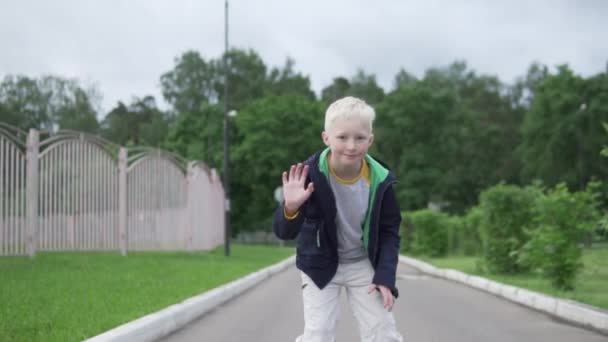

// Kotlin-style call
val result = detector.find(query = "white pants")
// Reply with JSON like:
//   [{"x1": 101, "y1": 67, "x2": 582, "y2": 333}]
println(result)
[{"x1": 295, "y1": 259, "x2": 403, "y2": 342}]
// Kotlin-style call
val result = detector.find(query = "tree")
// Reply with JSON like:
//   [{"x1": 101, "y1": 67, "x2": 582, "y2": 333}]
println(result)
[
  {"x1": 164, "y1": 104, "x2": 223, "y2": 166},
  {"x1": 375, "y1": 82, "x2": 461, "y2": 210},
  {"x1": 321, "y1": 77, "x2": 351, "y2": 103},
  {"x1": 230, "y1": 95, "x2": 324, "y2": 234},
  {"x1": 100, "y1": 102, "x2": 130, "y2": 144},
  {"x1": 0, "y1": 75, "x2": 50, "y2": 129},
  {"x1": 213, "y1": 48, "x2": 268, "y2": 111},
  {"x1": 375, "y1": 62, "x2": 522, "y2": 212},
  {"x1": 348, "y1": 69, "x2": 385, "y2": 105},
  {"x1": 101, "y1": 96, "x2": 169, "y2": 147},
  {"x1": 0, "y1": 75, "x2": 101, "y2": 132},
  {"x1": 160, "y1": 50, "x2": 216, "y2": 114},
  {"x1": 321, "y1": 69, "x2": 385, "y2": 105},
  {"x1": 509, "y1": 62, "x2": 549, "y2": 109},
  {"x1": 393, "y1": 69, "x2": 418, "y2": 90},
  {"x1": 266, "y1": 57, "x2": 315, "y2": 100},
  {"x1": 520, "y1": 65, "x2": 608, "y2": 190},
  {"x1": 39, "y1": 76, "x2": 100, "y2": 133}
]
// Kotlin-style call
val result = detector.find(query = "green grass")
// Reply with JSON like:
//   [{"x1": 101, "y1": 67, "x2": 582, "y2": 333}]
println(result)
[
  {"x1": 0, "y1": 245, "x2": 294, "y2": 342},
  {"x1": 419, "y1": 248, "x2": 608, "y2": 311}
]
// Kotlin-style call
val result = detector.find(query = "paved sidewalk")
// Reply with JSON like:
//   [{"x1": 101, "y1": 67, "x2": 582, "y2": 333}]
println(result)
[{"x1": 161, "y1": 263, "x2": 607, "y2": 342}]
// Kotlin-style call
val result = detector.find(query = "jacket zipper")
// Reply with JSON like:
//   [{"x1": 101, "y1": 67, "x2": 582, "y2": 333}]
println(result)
[{"x1": 316, "y1": 228, "x2": 320, "y2": 248}]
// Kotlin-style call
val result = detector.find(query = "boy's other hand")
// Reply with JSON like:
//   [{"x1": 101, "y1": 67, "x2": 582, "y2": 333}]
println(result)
[
  {"x1": 368, "y1": 284, "x2": 394, "y2": 311},
  {"x1": 282, "y1": 163, "x2": 314, "y2": 215}
]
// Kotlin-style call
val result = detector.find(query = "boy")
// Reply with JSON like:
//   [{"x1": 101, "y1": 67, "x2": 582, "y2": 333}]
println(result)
[{"x1": 273, "y1": 96, "x2": 403, "y2": 342}]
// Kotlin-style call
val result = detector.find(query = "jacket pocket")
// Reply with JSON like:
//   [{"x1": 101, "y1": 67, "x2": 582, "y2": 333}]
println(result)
[{"x1": 297, "y1": 218, "x2": 325, "y2": 257}]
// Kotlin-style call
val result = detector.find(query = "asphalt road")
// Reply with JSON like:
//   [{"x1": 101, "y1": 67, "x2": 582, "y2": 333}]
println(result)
[{"x1": 161, "y1": 263, "x2": 607, "y2": 342}]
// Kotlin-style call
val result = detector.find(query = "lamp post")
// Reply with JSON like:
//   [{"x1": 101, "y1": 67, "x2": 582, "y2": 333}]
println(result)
[
  {"x1": 577, "y1": 102, "x2": 587, "y2": 191},
  {"x1": 223, "y1": 0, "x2": 231, "y2": 256}
]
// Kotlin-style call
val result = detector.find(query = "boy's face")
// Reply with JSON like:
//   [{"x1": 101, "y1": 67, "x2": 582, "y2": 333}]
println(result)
[{"x1": 322, "y1": 118, "x2": 374, "y2": 169}]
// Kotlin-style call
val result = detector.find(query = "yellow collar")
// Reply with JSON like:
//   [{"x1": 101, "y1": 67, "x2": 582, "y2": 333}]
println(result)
[{"x1": 328, "y1": 155, "x2": 370, "y2": 185}]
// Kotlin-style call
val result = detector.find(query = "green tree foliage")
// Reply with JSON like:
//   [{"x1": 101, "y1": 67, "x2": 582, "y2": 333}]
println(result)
[
  {"x1": 214, "y1": 48, "x2": 268, "y2": 111},
  {"x1": 374, "y1": 62, "x2": 522, "y2": 213},
  {"x1": 321, "y1": 70, "x2": 384, "y2": 105},
  {"x1": 0, "y1": 75, "x2": 50, "y2": 129},
  {"x1": 321, "y1": 77, "x2": 351, "y2": 104},
  {"x1": 230, "y1": 95, "x2": 323, "y2": 233},
  {"x1": 375, "y1": 81, "x2": 461, "y2": 210},
  {"x1": 348, "y1": 69, "x2": 385, "y2": 105},
  {"x1": 101, "y1": 96, "x2": 169, "y2": 147},
  {"x1": 0, "y1": 75, "x2": 100, "y2": 132},
  {"x1": 520, "y1": 65, "x2": 608, "y2": 190},
  {"x1": 38, "y1": 76, "x2": 100, "y2": 133},
  {"x1": 392, "y1": 69, "x2": 418, "y2": 90},
  {"x1": 164, "y1": 104, "x2": 224, "y2": 166},
  {"x1": 266, "y1": 57, "x2": 316, "y2": 100},
  {"x1": 161, "y1": 50, "x2": 217, "y2": 113},
  {"x1": 160, "y1": 49, "x2": 316, "y2": 175},
  {"x1": 509, "y1": 62, "x2": 549, "y2": 109}
]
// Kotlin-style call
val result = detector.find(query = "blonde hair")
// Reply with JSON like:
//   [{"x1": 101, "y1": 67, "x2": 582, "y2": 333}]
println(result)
[{"x1": 324, "y1": 96, "x2": 375, "y2": 132}]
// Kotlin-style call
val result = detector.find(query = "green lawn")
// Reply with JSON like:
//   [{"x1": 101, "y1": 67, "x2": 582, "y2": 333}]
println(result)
[
  {"x1": 419, "y1": 248, "x2": 608, "y2": 311},
  {"x1": 0, "y1": 245, "x2": 294, "y2": 342}
]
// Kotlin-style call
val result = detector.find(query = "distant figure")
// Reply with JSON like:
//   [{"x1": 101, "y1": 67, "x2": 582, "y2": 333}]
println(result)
[{"x1": 273, "y1": 96, "x2": 403, "y2": 342}]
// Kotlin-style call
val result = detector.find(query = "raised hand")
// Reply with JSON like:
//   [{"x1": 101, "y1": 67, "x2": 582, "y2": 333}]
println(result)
[{"x1": 282, "y1": 163, "x2": 314, "y2": 215}]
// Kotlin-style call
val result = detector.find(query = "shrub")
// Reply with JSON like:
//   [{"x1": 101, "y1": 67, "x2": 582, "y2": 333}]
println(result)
[
  {"x1": 479, "y1": 183, "x2": 540, "y2": 273},
  {"x1": 460, "y1": 206, "x2": 483, "y2": 256},
  {"x1": 405, "y1": 209, "x2": 450, "y2": 257},
  {"x1": 518, "y1": 183, "x2": 601, "y2": 290},
  {"x1": 400, "y1": 212, "x2": 414, "y2": 253}
]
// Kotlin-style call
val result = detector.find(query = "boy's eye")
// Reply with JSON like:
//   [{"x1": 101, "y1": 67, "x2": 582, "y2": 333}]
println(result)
[{"x1": 337, "y1": 136, "x2": 345, "y2": 140}]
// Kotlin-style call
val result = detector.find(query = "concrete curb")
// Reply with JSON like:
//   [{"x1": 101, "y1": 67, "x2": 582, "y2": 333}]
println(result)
[
  {"x1": 399, "y1": 255, "x2": 608, "y2": 334},
  {"x1": 85, "y1": 255, "x2": 296, "y2": 342}
]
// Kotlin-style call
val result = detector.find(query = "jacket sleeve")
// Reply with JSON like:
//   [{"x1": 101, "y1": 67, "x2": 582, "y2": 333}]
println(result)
[
  {"x1": 371, "y1": 185, "x2": 402, "y2": 298},
  {"x1": 273, "y1": 203, "x2": 305, "y2": 240}
]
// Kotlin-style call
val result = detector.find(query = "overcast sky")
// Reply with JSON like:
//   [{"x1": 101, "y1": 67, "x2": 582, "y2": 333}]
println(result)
[{"x1": 1, "y1": 0, "x2": 606, "y2": 115}]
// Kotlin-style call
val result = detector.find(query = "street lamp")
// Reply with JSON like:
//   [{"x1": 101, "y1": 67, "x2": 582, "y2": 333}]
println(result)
[{"x1": 223, "y1": 0, "x2": 231, "y2": 257}]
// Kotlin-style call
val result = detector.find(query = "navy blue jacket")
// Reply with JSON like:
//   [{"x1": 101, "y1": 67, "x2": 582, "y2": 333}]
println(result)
[{"x1": 273, "y1": 149, "x2": 402, "y2": 297}]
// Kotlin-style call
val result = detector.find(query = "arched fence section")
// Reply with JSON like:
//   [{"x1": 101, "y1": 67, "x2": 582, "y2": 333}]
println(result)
[
  {"x1": 126, "y1": 150, "x2": 188, "y2": 251},
  {"x1": 187, "y1": 162, "x2": 225, "y2": 251},
  {"x1": 37, "y1": 132, "x2": 120, "y2": 252},
  {"x1": 0, "y1": 124, "x2": 27, "y2": 255},
  {"x1": 0, "y1": 124, "x2": 224, "y2": 256}
]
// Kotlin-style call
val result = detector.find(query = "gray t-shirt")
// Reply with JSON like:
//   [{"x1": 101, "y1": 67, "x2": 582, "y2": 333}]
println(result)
[{"x1": 329, "y1": 161, "x2": 370, "y2": 264}]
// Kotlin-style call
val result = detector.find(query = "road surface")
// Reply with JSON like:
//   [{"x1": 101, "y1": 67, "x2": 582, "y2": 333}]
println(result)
[{"x1": 161, "y1": 262, "x2": 607, "y2": 341}]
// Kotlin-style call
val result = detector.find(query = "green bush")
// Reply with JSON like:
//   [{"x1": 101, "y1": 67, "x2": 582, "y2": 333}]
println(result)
[
  {"x1": 404, "y1": 209, "x2": 450, "y2": 257},
  {"x1": 460, "y1": 207, "x2": 483, "y2": 256},
  {"x1": 479, "y1": 183, "x2": 540, "y2": 274},
  {"x1": 446, "y1": 215, "x2": 463, "y2": 255},
  {"x1": 400, "y1": 212, "x2": 414, "y2": 253},
  {"x1": 519, "y1": 183, "x2": 602, "y2": 290}
]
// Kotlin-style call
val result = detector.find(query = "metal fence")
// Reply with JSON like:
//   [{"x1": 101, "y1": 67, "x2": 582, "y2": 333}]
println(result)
[{"x1": 0, "y1": 124, "x2": 224, "y2": 256}]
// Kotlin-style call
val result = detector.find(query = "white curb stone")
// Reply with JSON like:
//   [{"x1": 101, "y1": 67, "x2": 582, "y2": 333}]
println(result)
[
  {"x1": 485, "y1": 279, "x2": 502, "y2": 296},
  {"x1": 399, "y1": 255, "x2": 608, "y2": 334},
  {"x1": 85, "y1": 255, "x2": 296, "y2": 342}
]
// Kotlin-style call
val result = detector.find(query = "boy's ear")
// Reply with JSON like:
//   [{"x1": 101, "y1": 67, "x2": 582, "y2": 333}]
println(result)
[
  {"x1": 368, "y1": 134, "x2": 374, "y2": 147},
  {"x1": 321, "y1": 131, "x2": 330, "y2": 146}
]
